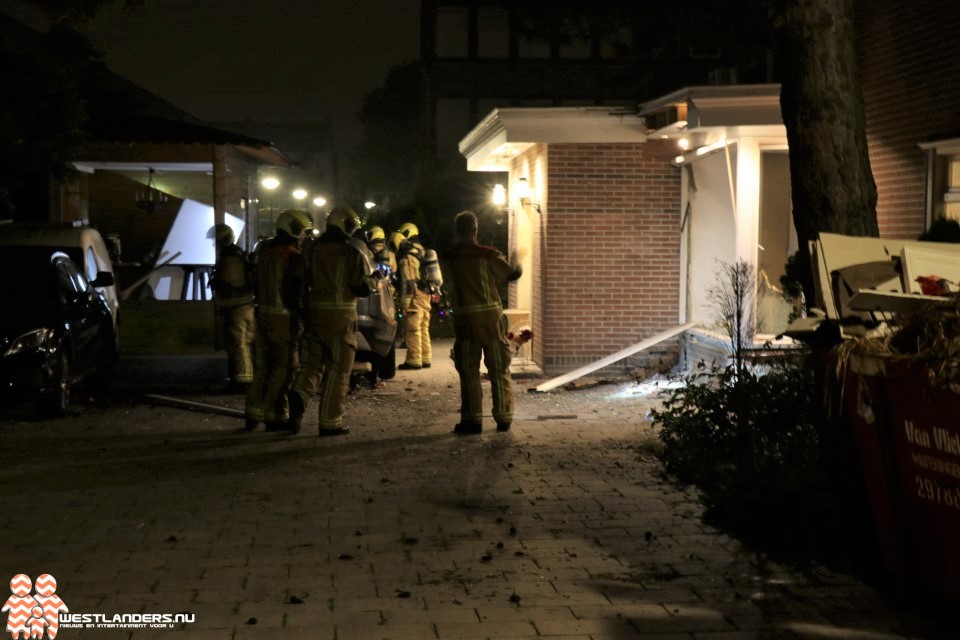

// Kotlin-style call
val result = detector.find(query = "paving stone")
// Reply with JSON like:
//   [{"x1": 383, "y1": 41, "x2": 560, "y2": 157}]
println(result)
[{"x1": 0, "y1": 342, "x2": 952, "y2": 639}]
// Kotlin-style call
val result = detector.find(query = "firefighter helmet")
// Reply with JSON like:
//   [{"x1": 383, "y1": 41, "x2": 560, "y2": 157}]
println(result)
[
  {"x1": 398, "y1": 222, "x2": 419, "y2": 240},
  {"x1": 367, "y1": 225, "x2": 385, "y2": 243},
  {"x1": 276, "y1": 209, "x2": 313, "y2": 238},
  {"x1": 327, "y1": 206, "x2": 363, "y2": 238},
  {"x1": 214, "y1": 223, "x2": 234, "y2": 247},
  {"x1": 389, "y1": 231, "x2": 404, "y2": 253}
]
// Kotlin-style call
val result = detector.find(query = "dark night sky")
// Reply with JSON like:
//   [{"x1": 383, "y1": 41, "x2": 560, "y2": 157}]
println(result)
[{"x1": 1, "y1": 0, "x2": 421, "y2": 146}]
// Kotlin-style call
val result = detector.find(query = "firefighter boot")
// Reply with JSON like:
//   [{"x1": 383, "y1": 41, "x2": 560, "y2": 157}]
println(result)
[{"x1": 287, "y1": 390, "x2": 305, "y2": 434}]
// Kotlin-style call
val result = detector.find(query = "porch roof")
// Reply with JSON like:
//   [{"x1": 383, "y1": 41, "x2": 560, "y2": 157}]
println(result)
[
  {"x1": 458, "y1": 107, "x2": 648, "y2": 172},
  {"x1": 639, "y1": 84, "x2": 782, "y2": 136},
  {"x1": 74, "y1": 116, "x2": 297, "y2": 173}
]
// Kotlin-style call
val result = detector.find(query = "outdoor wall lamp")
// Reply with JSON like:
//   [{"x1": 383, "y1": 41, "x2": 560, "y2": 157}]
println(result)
[
  {"x1": 492, "y1": 184, "x2": 506, "y2": 206},
  {"x1": 491, "y1": 184, "x2": 513, "y2": 225},
  {"x1": 135, "y1": 168, "x2": 168, "y2": 214},
  {"x1": 516, "y1": 177, "x2": 541, "y2": 214}
]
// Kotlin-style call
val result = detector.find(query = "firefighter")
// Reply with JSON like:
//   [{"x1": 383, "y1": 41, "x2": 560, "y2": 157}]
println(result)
[
  {"x1": 442, "y1": 211, "x2": 522, "y2": 434},
  {"x1": 211, "y1": 223, "x2": 255, "y2": 392},
  {"x1": 288, "y1": 206, "x2": 382, "y2": 436},
  {"x1": 396, "y1": 222, "x2": 436, "y2": 369},
  {"x1": 367, "y1": 225, "x2": 397, "y2": 278},
  {"x1": 244, "y1": 209, "x2": 311, "y2": 431}
]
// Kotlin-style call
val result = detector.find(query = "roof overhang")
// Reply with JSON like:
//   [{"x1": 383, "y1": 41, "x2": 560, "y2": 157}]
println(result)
[
  {"x1": 459, "y1": 107, "x2": 648, "y2": 172},
  {"x1": 638, "y1": 84, "x2": 785, "y2": 164},
  {"x1": 919, "y1": 137, "x2": 960, "y2": 155},
  {"x1": 72, "y1": 161, "x2": 214, "y2": 174},
  {"x1": 639, "y1": 84, "x2": 783, "y2": 134}
]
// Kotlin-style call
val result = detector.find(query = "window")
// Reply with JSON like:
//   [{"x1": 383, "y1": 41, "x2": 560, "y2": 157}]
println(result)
[
  {"x1": 477, "y1": 8, "x2": 509, "y2": 58},
  {"x1": 518, "y1": 26, "x2": 550, "y2": 59},
  {"x1": 944, "y1": 157, "x2": 960, "y2": 220},
  {"x1": 85, "y1": 246, "x2": 99, "y2": 282},
  {"x1": 558, "y1": 35, "x2": 591, "y2": 59},
  {"x1": 435, "y1": 7, "x2": 469, "y2": 58},
  {"x1": 56, "y1": 257, "x2": 88, "y2": 296},
  {"x1": 600, "y1": 25, "x2": 633, "y2": 59},
  {"x1": 921, "y1": 139, "x2": 960, "y2": 223}
]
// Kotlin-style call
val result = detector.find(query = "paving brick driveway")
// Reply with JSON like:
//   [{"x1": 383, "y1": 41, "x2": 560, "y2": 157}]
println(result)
[{"x1": 0, "y1": 340, "x2": 952, "y2": 639}]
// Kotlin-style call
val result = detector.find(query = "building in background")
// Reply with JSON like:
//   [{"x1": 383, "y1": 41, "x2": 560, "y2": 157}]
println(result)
[
  {"x1": 419, "y1": 0, "x2": 749, "y2": 176},
  {"x1": 212, "y1": 121, "x2": 337, "y2": 235},
  {"x1": 460, "y1": 0, "x2": 960, "y2": 376}
]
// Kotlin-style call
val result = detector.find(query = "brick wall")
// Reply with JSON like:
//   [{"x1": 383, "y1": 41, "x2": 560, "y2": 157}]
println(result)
[
  {"x1": 537, "y1": 140, "x2": 682, "y2": 375},
  {"x1": 858, "y1": 0, "x2": 960, "y2": 238}
]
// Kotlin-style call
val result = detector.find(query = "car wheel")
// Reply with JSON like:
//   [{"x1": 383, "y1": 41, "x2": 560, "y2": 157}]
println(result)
[
  {"x1": 40, "y1": 353, "x2": 70, "y2": 416},
  {"x1": 376, "y1": 343, "x2": 397, "y2": 380}
]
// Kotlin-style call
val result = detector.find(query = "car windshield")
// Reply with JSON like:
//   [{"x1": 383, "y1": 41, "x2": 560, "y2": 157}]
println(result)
[{"x1": 0, "y1": 248, "x2": 62, "y2": 307}]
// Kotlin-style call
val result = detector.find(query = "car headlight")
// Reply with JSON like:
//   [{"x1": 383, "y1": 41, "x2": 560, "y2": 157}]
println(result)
[{"x1": 4, "y1": 328, "x2": 54, "y2": 357}]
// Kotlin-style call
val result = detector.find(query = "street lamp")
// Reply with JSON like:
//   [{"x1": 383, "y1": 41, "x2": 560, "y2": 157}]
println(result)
[
  {"x1": 364, "y1": 201, "x2": 376, "y2": 210},
  {"x1": 260, "y1": 177, "x2": 281, "y2": 235}
]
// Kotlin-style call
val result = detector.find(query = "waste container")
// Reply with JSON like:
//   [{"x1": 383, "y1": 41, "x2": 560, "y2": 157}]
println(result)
[{"x1": 843, "y1": 352, "x2": 960, "y2": 601}]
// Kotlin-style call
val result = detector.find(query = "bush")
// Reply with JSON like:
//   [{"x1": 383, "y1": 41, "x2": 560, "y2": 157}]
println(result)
[{"x1": 652, "y1": 357, "x2": 864, "y2": 559}]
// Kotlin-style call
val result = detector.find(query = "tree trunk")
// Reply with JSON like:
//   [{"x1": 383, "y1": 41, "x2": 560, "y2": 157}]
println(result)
[{"x1": 773, "y1": 0, "x2": 878, "y2": 301}]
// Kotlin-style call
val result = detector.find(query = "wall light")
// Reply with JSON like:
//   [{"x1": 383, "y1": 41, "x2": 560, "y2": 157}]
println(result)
[
  {"x1": 261, "y1": 177, "x2": 280, "y2": 190},
  {"x1": 313, "y1": 197, "x2": 326, "y2": 207},
  {"x1": 292, "y1": 188, "x2": 308, "y2": 201},
  {"x1": 364, "y1": 201, "x2": 376, "y2": 210},
  {"x1": 515, "y1": 177, "x2": 541, "y2": 214},
  {"x1": 492, "y1": 184, "x2": 506, "y2": 206},
  {"x1": 515, "y1": 177, "x2": 532, "y2": 200}
]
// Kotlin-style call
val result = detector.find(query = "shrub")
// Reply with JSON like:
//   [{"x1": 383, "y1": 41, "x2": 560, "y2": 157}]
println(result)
[
  {"x1": 652, "y1": 356, "x2": 871, "y2": 560},
  {"x1": 652, "y1": 259, "x2": 870, "y2": 560}
]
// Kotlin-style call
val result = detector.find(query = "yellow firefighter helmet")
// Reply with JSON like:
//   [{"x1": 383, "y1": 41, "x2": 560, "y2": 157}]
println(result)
[
  {"x1": 276, "y1": 209, "x2": 313, "y2": 238},
  {"x1": 398, "y1": 222, "x2": 419, "y2": 239},
  {"x1": 367, "y1": 225, "x2": 385, "y2": 243},
  {"x1": 388, "y1": 231, "x2": 404, "y2": 253},
  {"x1": 327, "y1": 206, "x2": 362, "y2": 238}
]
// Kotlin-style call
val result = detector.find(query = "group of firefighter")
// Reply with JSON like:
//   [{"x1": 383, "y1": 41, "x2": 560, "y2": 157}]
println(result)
[{"x1": 211, "y1": 207, "x2": 522, "y2": 437}]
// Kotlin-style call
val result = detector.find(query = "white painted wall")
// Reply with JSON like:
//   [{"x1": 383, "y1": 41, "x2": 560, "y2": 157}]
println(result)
[{"x1": 688, "y1": 151, "x2": 737, "y2": 327}]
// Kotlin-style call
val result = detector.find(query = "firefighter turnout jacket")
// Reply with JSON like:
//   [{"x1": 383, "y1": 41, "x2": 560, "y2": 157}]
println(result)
[
  {"x1": 442, "y1": 242, "x2": 522, "y2": 427},
  {"x1": 291, "y1": 228, "x2": 379, "y2": 429}
]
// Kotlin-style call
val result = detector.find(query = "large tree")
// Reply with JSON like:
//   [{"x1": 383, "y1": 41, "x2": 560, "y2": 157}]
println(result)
[{"x1": 771, "y1": 0, "x2": 878, "y2": 299}]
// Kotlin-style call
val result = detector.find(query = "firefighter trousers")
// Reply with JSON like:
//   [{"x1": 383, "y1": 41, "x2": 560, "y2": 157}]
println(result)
[
  {"x1": 403, "y1": 291, "x2": 433, "y2": 366},
  {"x1": 453, "y1": 314, "x2": 513, "y2": 426},
  {"x1": 245, "y1": 312, "x2": 298, "y2": 424},
  {"x1": 291, "y1": 313, "x2": 358, "y2": 429},
  {"x1": 220, "y1": 302, "x2": 255, "y2": 383},
  {"x1": 246, "y1": 313, "x2": 299, "y2": 423}
]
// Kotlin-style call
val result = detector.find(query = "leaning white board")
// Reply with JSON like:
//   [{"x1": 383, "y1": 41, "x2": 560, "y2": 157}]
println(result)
[
  {"x1": 533, "y1": 322, "x2": 695, "y2": 393},
  {"x1": 158, "y1": 199, "x2": 244, "y2": 266}
]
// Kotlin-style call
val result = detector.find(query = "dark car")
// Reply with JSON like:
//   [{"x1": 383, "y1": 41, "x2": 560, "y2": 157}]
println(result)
[{"x1": 0, "y1": 248, "x2": 117, "y2": 415}]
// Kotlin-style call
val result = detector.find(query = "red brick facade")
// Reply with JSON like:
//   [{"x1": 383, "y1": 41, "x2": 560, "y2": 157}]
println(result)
[
  {"x1": 857, "y1": 0, "x2": 960, "y2": 238},
  {"x1": 517, "y1": 140, "x2": 682, "y2": 374}
]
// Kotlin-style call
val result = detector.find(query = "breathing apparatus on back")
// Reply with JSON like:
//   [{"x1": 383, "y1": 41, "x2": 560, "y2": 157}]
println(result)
[{"x1": 421, "y1": 248, "x2": 443, "y2": 292}]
